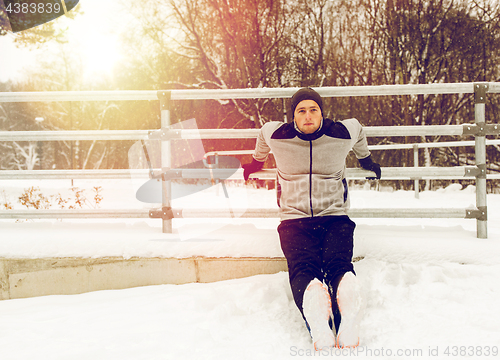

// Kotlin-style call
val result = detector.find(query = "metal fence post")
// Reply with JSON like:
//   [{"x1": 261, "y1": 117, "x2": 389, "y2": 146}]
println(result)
[
  {"x1": 474, "y1": 83, "x2": 488, "y2": 239},
  {"x1": 158, "y1": 91, "x2": 173, "y2": 233},
  {"x1": 413, "y1": 144, "x2": 419, "y2": 199}
]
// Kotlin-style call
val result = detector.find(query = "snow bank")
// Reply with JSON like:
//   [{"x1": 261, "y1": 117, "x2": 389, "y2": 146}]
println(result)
[
  {"x1": 0, "y1": 180, "x2": 499, "y2": 359},
  {"x1": 0, "y1": 265, "x2": 498, "y2": 359}
]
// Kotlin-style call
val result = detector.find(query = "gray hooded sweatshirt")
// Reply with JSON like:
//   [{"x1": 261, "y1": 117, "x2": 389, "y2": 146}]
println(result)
[{"x1": 252, "y1": 118, "x2": 371, "y2": 221}]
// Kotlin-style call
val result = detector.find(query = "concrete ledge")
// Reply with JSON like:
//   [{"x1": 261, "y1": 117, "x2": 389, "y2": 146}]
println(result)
[{"x1": 0, "y1": 257, "x2": 288, "y2": 300}]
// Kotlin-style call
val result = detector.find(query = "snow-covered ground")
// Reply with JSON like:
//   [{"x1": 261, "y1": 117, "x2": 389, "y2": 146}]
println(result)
[{"x1": 0, "y1": 179, "x2": 499, "y2": 359}]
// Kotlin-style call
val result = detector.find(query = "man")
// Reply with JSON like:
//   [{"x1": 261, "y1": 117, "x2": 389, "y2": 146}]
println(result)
[{"x1": 243, "y1": 87, "x2": 381, "y2": 350}]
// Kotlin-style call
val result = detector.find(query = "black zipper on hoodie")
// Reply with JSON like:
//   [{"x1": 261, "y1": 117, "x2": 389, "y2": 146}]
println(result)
[{"x1": 309, "y1": 140, "x2": 314, "y2": 217}]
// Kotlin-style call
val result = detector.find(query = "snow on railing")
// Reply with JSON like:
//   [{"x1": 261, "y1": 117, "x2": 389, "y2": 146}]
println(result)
[{"x1": 1, "y1": 82, "x2": 500, "y2": 103}]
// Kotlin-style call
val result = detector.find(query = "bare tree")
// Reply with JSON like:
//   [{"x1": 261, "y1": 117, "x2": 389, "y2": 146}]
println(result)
[
  {"x1": 126, "y1": 0, "x2": 301, "y2": 128},
  {"x1": 11, "y1": 142, "x2": 39, "y2": 170},
  {"x1": 368, "y1": 0, "x2": 500, "y2": 188}
]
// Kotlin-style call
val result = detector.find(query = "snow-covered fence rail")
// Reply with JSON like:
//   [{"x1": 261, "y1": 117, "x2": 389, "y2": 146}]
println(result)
[
  {"x1": 0, "y1": 124, "x2": 495, "y2": 141},
  {"x1": 1, "y1": 82, "x2": 499, "y2": 238},
  {"x1": 1, "y1": 82, "x2": 499, "y2": 102},
  {"x1": 0, "y1": 166, "x2": 495, "y2": 180},
  {"x1": 0, "y1": 208, "x2": 477, "y2": 220}
]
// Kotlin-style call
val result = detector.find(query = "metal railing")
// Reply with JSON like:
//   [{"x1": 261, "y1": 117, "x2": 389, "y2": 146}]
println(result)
[
  {"x1": 0, "y1": 165, "x2": 496, "y2": 180},
  {"x1": 1, "y1": 82, "x2": 499, "y2": 102},
  {"x1": 1, "y1": 82, "x2": 499, "y2": 238}
]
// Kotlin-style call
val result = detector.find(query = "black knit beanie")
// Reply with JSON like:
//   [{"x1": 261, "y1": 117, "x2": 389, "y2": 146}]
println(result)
[{"x1": 291, "y1": 87, "x2": 323, "y2": 117}]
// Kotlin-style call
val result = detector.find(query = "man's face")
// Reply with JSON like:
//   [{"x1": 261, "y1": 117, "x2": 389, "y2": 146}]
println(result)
[{"x1": 294, "y1": 99, "x2": 322, "y2": 134}]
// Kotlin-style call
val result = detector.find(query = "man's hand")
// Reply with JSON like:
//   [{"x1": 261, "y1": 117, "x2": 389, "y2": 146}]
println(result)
[
  {"x1": 358, "y1": 155, "x2": 381, "y2": 180},
  {"x1": 242, "y1": 159, "x2": 265, "y2": 181}
]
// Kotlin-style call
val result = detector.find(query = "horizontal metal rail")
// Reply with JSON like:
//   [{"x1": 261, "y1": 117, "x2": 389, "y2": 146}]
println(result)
[
  {"x1": 0, "y1": 169, "x2": 149, "y2": 179},
  {"x1": 0, "y1": 166, "x2": 488, "y2": 180},
  {"x1": 372, "y1": 139, "x2": 500, "y2": 150},
  {"x1": 251, "y1": 167, "x2": 482, "y2": 180},
  {"x1": 0, "y1": 209, "x2": 151, "y2": 219},
  {"x1": 2, "y1": 124, "x2": 499, "y2": 142},
  {"x1": 163, "y1": 83, "x2": 479, "y2": 100},
  {"x1": 161, "y1": 208, "x2": 471, "y2": 219},
  {"x1": 161, "y1": 125, "x2": 466, "y2": 139},
  {"x1": 2, "y1": 82, "x2": 500, "y2": 103},
  {"x1": 0, "y1": 91, "x2": 159, "y2": 103},
  {"x1": 17, "y1": 125, "x2": 458, "y2": 141},
  {"x1": 0, "y1": 207, "x2": 476, "y2": 219},
  {"x1": 204, "y1": 139, "x2": 500, "y2": 154},
  {"x1": 0, "y1": 130, "x2": 150, "y2": 141}
]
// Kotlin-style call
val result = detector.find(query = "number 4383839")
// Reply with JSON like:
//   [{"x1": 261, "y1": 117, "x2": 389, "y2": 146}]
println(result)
[
  {"x1": 444, "y1": 346, "x2": 498, "y2": 357},
  {"x1": 5, "y1": 2, "x2": 62, "y2": 14}
]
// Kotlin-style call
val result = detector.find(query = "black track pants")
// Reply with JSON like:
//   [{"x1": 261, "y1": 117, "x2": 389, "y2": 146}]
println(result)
[{"x1": 277, "y1": 215, "x2": 356, "y2": 330}]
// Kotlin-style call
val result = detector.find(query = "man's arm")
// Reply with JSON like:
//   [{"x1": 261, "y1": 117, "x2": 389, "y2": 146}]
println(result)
[
  {"x1": 351, "y1": 121, "x2": 371, "y2": 160},
  {"x1": 345, "y1": 119, "x2": 382, "y2": 179},
  {"x1": 242, "y1": 124, "x2": 272, "y2": 181},
  {"x1": 253, "y1": 126, "x2": 272, "y2": 162}
]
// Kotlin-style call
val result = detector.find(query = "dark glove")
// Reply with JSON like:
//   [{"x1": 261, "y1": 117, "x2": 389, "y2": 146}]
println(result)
[
  {"x1": 242, "y1": 159, "x2": 265, "y2": 181},
  {"x1": 358, "y1": 155, "x2": 381, "y2": 180}
]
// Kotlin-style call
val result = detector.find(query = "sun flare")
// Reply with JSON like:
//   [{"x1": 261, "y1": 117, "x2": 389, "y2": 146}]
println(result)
[
  {"x1": 79, "y1": 32, "x2": 121, "y2": 79},
  {"x1": 63, "y1": 1, "x2": 124, "y2": 81}
]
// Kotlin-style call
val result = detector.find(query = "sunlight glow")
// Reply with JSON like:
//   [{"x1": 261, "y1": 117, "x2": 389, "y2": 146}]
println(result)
[
  {"x1": 63, "y1": 0, "x2": 125, "y2": 81},
  {"x1": 79, "y1": 31, "x2": 121, "y2": 79}
]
